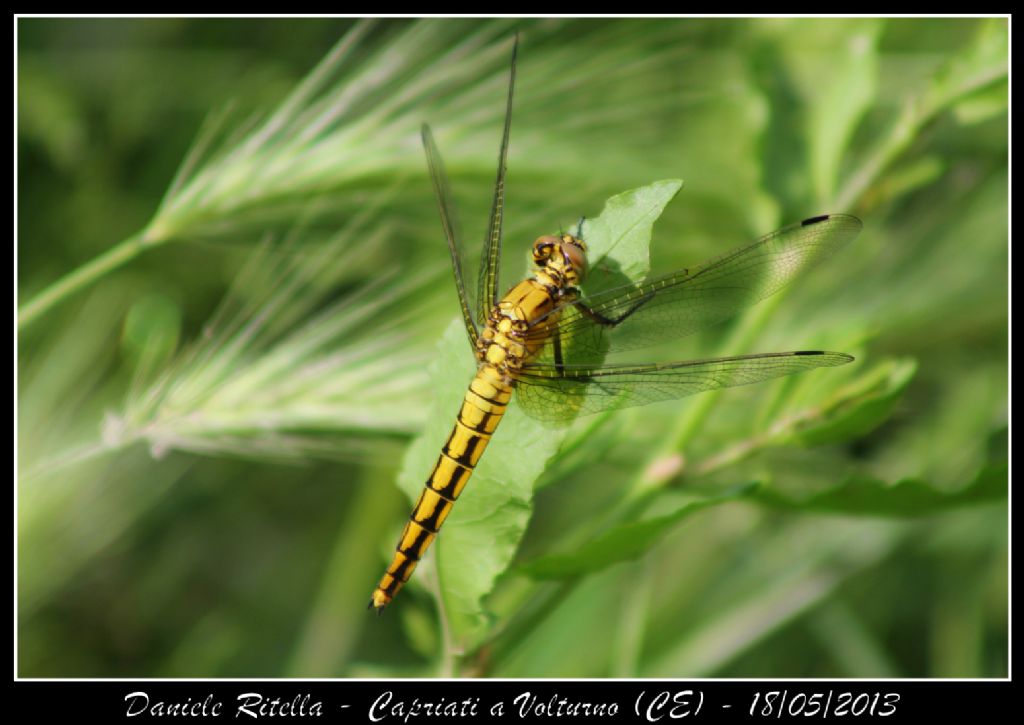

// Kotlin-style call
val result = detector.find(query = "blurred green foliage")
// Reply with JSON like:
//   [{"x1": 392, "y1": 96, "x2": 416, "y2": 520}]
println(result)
[{"x1": 18, "y1": 17, "x2": 1006, "y2": 678}]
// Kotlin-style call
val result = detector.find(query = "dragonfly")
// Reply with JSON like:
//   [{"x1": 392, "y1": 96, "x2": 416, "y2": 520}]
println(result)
[{"x1": 369, "y1": 36, "x2": 862, "y2": 612}]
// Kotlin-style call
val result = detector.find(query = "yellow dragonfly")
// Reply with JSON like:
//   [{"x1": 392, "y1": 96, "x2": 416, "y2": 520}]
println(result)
[{"x1": 369, "y1": 37, "x2": 861, "y2": 612}]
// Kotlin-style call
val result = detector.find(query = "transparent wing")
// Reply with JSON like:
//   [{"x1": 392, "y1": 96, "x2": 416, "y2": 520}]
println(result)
[
  {"x1": 478, "y1": 34, "x2": 519, "y2": 323},
  {"x1": 421, "y1": 123, "x2": 479, "y2": 348},
  {"x1": 526, "y1": 214, "x2": 862, "y2": 356},
  {"x1": 515, "y1": 351, "x2": 853, "y2": 421}
]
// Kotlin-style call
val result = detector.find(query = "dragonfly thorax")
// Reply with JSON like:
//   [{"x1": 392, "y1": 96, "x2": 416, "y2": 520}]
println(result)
[{"x1": 532, "y1": 234, "x2": 588, "y2": 289}]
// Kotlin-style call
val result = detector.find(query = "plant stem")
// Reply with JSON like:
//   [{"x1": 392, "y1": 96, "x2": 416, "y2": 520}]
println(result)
[{"x1": 19, "y1": 231, "x2": 152, "y2": 328}]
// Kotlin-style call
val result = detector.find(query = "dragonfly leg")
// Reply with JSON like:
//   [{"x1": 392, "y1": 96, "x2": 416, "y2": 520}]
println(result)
[
  {"x1": 574, "y1": 216, "x2": 586, "y2": 238},
  {"x1": 578, "y1": 291, "x2": 654, "y2": 329},
  {"x1": 553, "y1": 329, "x2": 565, "y2": 373}
]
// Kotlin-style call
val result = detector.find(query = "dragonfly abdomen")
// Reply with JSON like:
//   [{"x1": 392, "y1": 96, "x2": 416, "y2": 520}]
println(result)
[
  {"x1": 368, "y1": 366, "x2": 512, "y2": 612},
  {"x1": 370, "y1": 264, "x2": 574, "y2": 611}
]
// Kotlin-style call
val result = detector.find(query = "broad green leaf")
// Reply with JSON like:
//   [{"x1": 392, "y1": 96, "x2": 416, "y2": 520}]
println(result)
[
  {"x1": 580, "y1": 179, "x2": 683, "y2": 291},
  {"x1": 924, "y1": 18, "x2": 1008, "y2": 118},
  {"x1": 519, "y1": 483, "x2": 759, "y2": 580},
  {"x1": 952, "y1": 80, "x2": 1008, "y2": 125},
  {"x1": 749, "y1": 18, "x2": 880, "y2": 208},
  {"x1": 782, "y1": 358, "x2": 917, "y2": 446},
  {"x1": 391, "y1": 180, "x2": 677, "y2": 642},
  {"x1": 750, "y1": 463, "x2": 1006, "y2": 517},
  {"x1": 804, "y1": 21, "x2": 881, "y2": 204},
  {"x1": 862, "y1": 156, "x2": 945, "y2": 210}
]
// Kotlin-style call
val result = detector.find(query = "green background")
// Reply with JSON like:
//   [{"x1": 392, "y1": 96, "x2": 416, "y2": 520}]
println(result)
[{"x1": 18, "y1": 17, "x2": 1007, "y2": 677}]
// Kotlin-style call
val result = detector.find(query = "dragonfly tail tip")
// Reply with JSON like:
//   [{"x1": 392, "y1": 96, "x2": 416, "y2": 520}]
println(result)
[{"x1": 368, "y1": 593, "x2": 389, "y2": 615}]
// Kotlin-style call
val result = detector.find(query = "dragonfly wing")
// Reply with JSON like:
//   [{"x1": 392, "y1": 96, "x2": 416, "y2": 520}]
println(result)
[
  {"x1": 515, "y1": 351, "x2": 854, "y2": 421},
  {"x1": 527, "y1": 214, "x2": 862, "y2": 356},
  {"x1": 478, "y1": 34, "x2": 519, "y2": 324},
  {"x1": 422, "y1": 123, "x2": 480, "y2": 349}
]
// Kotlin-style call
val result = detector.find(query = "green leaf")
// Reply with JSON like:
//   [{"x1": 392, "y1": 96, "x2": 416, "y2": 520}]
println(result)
[
  {"x1": 804, "y1": 21, "x2": 882, "y2": 204},
  {"x1": 391, "y1": 180, "x2": 678, "y2": 641},
  {"x1": 863, "y1": 156, "x2": 946, "y2": 210},
  {"x1": 518, "y1": 483, "x2": 759, "y2": 580},
  {"x1": 750, "y1": 463, "x2": 1006, "y2": 517},
  {"x1": 783, "y1": 358, "x2": 917, "y2": 446},
  {"x1": 580, "y1": 179, "x2": 682, "y2": 291},
  {"x1": 952, "y1": 78, "x2": 1009, "y2": 125},
  {"x1": 924, "y1": 18, "x2": 1008, "y2": 118}
]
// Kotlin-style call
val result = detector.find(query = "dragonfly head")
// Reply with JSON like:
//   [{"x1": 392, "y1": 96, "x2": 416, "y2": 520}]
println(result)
[{"x1": 532, "y1": 234, "x2": 589, "y2": 287}]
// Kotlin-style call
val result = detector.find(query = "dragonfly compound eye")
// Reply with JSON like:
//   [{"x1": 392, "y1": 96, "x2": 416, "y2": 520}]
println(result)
[
  {"x1": 562, "y1": 239, "x2": 588, "y2": 283},
  {"x1": 532, "y1": 235, "x2": 559, "y2": 265}
]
